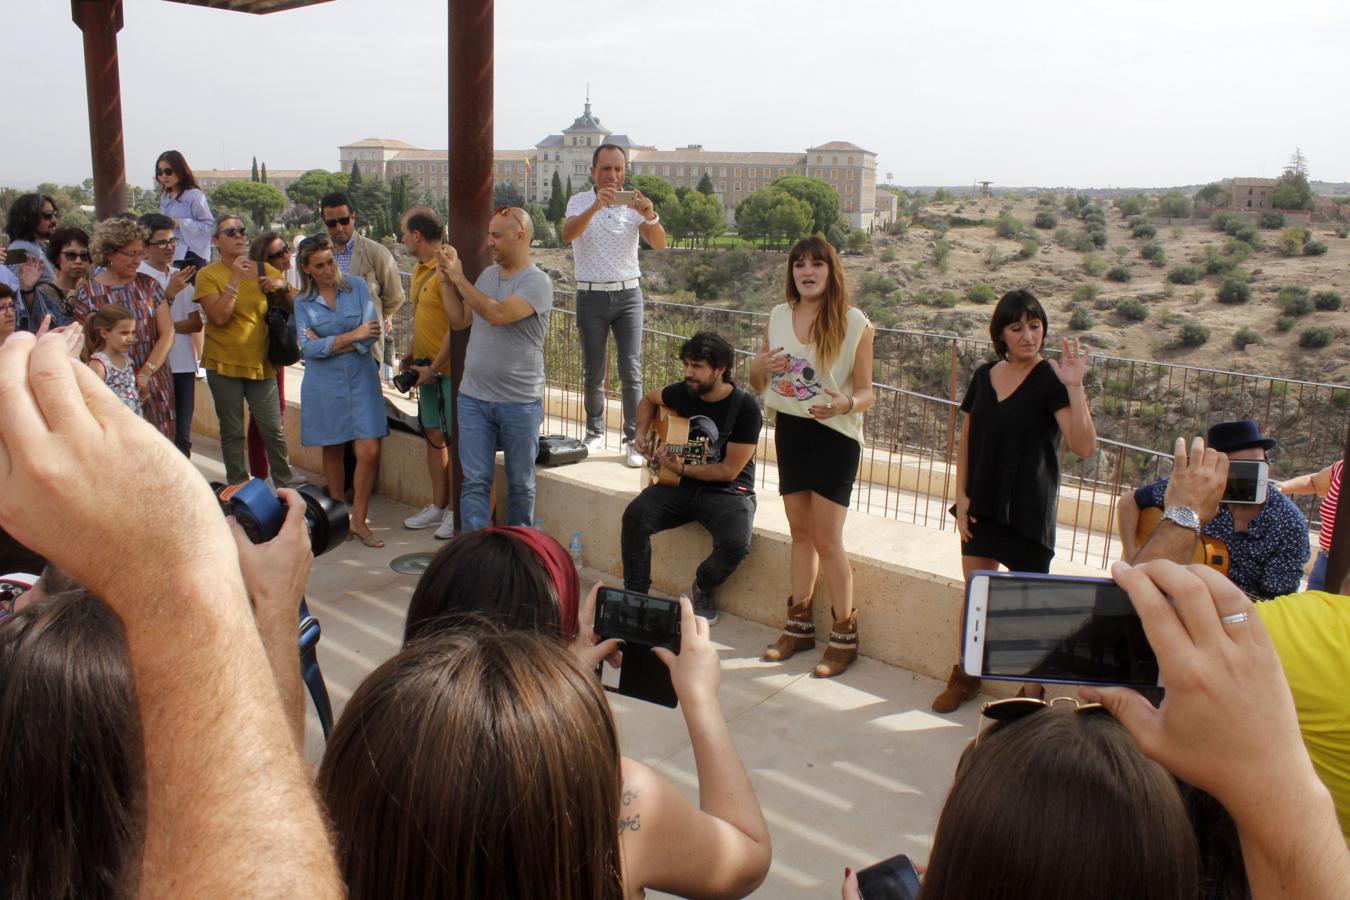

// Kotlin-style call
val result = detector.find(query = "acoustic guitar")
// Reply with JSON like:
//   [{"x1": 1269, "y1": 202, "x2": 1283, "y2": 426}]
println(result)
[
  {"x1": 642, "y1": 408, "x2": 711, "y2": 488},
  {"x1": 1135, "y1": 507, "x2": 1230, "y2": 576}
]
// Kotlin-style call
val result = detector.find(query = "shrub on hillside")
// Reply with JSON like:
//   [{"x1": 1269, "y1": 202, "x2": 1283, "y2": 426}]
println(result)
[
  {"x1": 1232, "y1": 327, "x2": 1262, "y2": 349},
  {"x1": 1019, "y1": 237, "x2": 1041, "y2": 259},
  {"x1": 1304, "y1": 240, "x2": 1328, "y2": 256},
  {"x1": 1279, "y1": 286, "x2": 1313, "y2": 316},
  {"x1": 1106, "y1": 264, "x2": 1132, "y2": 283},
  {"x1": 1313, "y1": 290, "x2": 1343, "y2": 311},
  {"x1": 1139, "y1": 241, "x2": 1164, "y2": 262},
  {"x1": 994, "y1": 213, "x2": 1023, "y2": 238},
  {"x1": 1299, "y1": 326, "x2": 1334, "y2": 349},
  {"x1": 1211, "y1": 212, "x2": 1241, "y2": 233},
  {"x1": 1069, "y1": 306, "x2": 1094, "y2": 330},
  {"x1": 1278, "y1": 227, "x2": 1305, "y2": 256},
  {"x1": 880, "y1": 248, "x2": 897, "y2": 263},
  {"x1": 1260, "y1": 211, "x2": 1285, "y2": 229},
  {"x1": 1233, "y1": 224, "x2": 1263, "y2": 248},
  {"x1": 1087, "y1": 226, "x2": 1108, "y2": 248},
  {"x1": 932, "y1": 239, "x2": 952, "y2": 271},
  {"x1": 967, "y1": 282, "x2": 997, "y2": 304},
  {"x1": 860, "y1": 272, "x2": 898, "y2": 296},
  {"x1": 1116, "y1": 298, "x2": 1149, "y2": 321},
  {"x1": 1177, "y1": 322, "x2": 1211, "y2": 346},
  {"x1": 1072, "y1": 283, "x2": 1102, "y2": 303},
  {"x1": 1082, "y1": 253, "x2": 1107, "y2": 276},
  {"x1": 1034, "y1": 210, "x2": 1058, "y2": 229},
  {"x1": 1217, "y1": 277, "x2": 1252, "y2": 305},
  {"x1": 1131, "y1": 220, "x2": 1157, "y2": 239},
  {"x1": 1276, "y1": 315, "x2": 1296, "y2": 332},
  {"x1": 1167, "y1": 265, "x2": 1201, "y2": 285}
]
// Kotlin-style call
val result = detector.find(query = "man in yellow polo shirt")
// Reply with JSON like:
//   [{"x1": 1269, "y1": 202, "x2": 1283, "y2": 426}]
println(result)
[
  {"x1": 398, "y1": 208, "x2": 456, "y2": 539},
  {"x1": 1134, "y1": 436, "x2": 1350, "y2": 844}
]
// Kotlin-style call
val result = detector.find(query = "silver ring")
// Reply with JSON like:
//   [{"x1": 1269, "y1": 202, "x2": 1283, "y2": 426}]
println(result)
[{"x1": 1219, "y1": 611, "x2": 1250, "y2": 626}]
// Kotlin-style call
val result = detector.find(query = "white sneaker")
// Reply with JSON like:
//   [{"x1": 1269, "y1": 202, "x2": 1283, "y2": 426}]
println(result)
[
  {"x1": 404, "y1": 503, "x2": 448, "y2": 529},
  {"x1": 623, "y1": 441, "x2": 645, "y2": 468},
  {"x1": 434, "y1": 510, "x2": 456, "y2": 540},
  {"x1": 288, "y1": 471, "x2": 309, "y2": 487},
  {"x1": 582, "y1": 433, "x2": 604, "y2": 453}
]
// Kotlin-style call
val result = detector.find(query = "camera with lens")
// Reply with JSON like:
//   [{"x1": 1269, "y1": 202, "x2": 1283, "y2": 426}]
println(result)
[
  {"x1": 393, "y1": 357, "x2": 433, "y2": 394},
  {"x1": 215, "y1": 478, "x2": 349, "y2": 557}
]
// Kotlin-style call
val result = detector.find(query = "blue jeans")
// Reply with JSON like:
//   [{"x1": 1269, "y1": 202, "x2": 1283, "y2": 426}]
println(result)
[
  {"x1": 457, "y1": 393, "x2": 543, "y2": 531},
  {"x1": 577, "y1": 287, "x2": 643, "y2": 442},
  {"x1": 1308, "y1": 549, "x2": 1328, "y2": 591}
]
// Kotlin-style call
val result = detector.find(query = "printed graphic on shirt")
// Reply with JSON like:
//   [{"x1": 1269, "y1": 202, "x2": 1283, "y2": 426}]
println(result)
[
  {"x1": 770, "y1": 354, "x2": 824, "y2": 403},
  {"x1": 687, "y1": 415, "x2": 724, "y2": 463}
]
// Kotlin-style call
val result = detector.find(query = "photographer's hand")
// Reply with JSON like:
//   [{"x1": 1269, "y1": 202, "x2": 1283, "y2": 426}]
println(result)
[
  {"x1": 229, "y1": 489, "x2": 313, "y2": 750},
  {"x1": 1083, "y1": 561, "x2": 1350, "y2": 900},
  {"x1": 569, "y1": 581, "x2": 624, "y2": 671}
]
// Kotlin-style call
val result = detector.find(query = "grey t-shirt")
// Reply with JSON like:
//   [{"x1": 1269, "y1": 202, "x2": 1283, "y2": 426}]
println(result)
[{"x1": 460, "y1": 263, "x2": 553, "y2": 404}]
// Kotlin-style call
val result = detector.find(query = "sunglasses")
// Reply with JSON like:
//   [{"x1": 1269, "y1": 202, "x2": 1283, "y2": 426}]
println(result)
[
  {"x1": 40, "y1": 211, "x2": 59, "y2": 221},
  {"x1": 219, "y1": 226, "x2": 249, "y2": 238},
  {"x1": 147, "y1": 238, "x2": 178, "y2": 249},
  {"x1": 324, "y1": 216, "x2": 352, "y2": 228},
  {"x1": 267, "y1": 244, "x2": 291, "y2": 260},
  {"x1": 115, "y1": 247, "x2": 146, "y2": 259},
  {"x1": 494, "y1": 206, "x2": 527, "y2": 229},
  {"x1": 157, "y1": 168, "x2": 176, "y2": 176},
  {"x1": 974, "y1": 696, "x2": 1107, "y2": 746},
  {"x1": 62, "y1": 250, "x2": 93, "y2": 262}
]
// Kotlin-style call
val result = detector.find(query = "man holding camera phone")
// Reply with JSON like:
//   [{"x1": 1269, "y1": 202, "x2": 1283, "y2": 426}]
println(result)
[
  {"x1": 563, "y1": 143, "x2": 666, "y2": 467},
  {"x1": 1118, "y1": 418, "x2": 1309, "y2": 599},
  {"x1": 397, "y1": 208, "x2": 458, "y2": 539}
]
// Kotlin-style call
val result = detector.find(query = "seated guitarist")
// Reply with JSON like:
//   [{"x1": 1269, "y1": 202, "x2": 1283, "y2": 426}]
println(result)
[
  {"x1": 622, "y1": 332, "x2": 763, "y2": 624},
  {"x1": 1118, "y1": 418, "x2": 1309, "y2": 599}
]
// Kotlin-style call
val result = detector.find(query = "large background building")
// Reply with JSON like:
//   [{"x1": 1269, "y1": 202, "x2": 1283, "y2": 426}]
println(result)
[{"x1": 337, "y1": 101, "x2": 882, "y2": 229}]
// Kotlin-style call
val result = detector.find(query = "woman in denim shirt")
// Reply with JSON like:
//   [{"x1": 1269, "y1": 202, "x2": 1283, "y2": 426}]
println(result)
[{"x1": 294, "y1": 235, "x2": 388, "y2": 547}]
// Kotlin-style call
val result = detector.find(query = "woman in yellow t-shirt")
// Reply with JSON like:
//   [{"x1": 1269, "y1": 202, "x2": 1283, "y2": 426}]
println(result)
[
  {"x1": 750, "y1": 236, "x2": 874, "y2": 678},
  {"x1": 194, "y1": 216, "x2": 292, "y2": 487}
]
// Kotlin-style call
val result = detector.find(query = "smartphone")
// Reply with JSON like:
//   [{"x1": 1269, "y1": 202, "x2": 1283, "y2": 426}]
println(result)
[
  {"x1": 856, "y1": 853, "x2": 922, "y2": 900},
  {"x1": 1222, "y1": 459, "x2": 1268, "y2": 505},
  {"x1": 610, "y1": 189, "x2": 636, "y2": 206},
  {"x1": 594, "y1": 587, "x2": 680, "y2": 708},
  {"x1": 963, "y1": 571, "x2": 1160, "y2": 688},
  {"x1": 6, "y1": 248, "x2": 28, "y2": 266}
]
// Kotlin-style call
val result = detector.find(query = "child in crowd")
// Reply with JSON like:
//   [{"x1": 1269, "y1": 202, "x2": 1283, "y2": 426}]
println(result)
[{"x1": 82, "y1": 304, "x2": 142, "y2": 416}]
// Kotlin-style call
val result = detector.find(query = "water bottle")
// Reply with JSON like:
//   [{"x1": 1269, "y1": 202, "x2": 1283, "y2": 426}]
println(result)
[{"x1": 568, "y1": 530, "x2": 584, "y2": 568}]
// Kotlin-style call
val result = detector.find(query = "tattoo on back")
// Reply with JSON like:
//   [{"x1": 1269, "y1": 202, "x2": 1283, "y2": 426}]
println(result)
[
  {"x1": 618, "y1": 814, "x2": 641, "y2": 833},
  {"x1": 622, "y1": 789, "x2": 638, "y2": 806}
]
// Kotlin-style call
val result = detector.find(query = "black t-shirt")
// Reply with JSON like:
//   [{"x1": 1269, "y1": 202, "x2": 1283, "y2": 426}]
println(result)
[
  {"x1": 660, "y1": 382, "x2": 762, "y2": 493},
  {"x1": 960, "y1": 359, "x2": 1071, "y2": 551}
]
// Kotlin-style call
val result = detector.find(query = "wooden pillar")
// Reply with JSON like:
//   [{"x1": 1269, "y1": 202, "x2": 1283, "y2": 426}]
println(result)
[
  {"x1": 446, "y1": 0, "x2": 493, "y2": 530},
  {"x1": 72, "y1": 0, "x2": 127, "y2": 219}
]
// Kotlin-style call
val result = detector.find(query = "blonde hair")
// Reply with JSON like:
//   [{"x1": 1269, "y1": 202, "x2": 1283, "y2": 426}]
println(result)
[
  {"x1": 89, "y1": 219, "x2": 146, "y2": 267},
  {"x1": 784, "y1": 235, "x2": 851, "y2": 369}
]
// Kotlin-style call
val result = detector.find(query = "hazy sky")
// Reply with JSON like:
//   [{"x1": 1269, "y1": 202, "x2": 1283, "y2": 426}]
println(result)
[{"x1": 9, "y1": 0, "x2": 1350, "y2": 190}]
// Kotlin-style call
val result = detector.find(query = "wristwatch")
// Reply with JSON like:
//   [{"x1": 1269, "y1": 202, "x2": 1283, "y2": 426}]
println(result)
[
  {"x1": 644, "y1": 212, "x2": 660, "y2": 225},
  {"x1": 1161, "y1": 505, "x2": 1201, "y2": 535}
]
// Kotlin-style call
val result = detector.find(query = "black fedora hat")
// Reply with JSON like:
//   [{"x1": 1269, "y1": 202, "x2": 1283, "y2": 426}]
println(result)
[{"x1": 1206, "y1": 418, "x2": 1276, "y2": 453}]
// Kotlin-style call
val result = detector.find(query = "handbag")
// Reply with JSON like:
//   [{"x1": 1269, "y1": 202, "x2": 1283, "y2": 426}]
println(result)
[
  {"x1": 536, "y1": 435, "x2": 588, "y2": 466},
  {"x1": 265, "y1": 285, "x2": 301, "y2": 367}
]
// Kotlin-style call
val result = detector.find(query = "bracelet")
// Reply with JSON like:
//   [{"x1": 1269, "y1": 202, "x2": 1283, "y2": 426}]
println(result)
[
  {"x1": 846, "y1": 396, "x2": 855, "y2": 414},
  {"x1": 644, "y1": 212, "x2": 661, "y2": 225}
]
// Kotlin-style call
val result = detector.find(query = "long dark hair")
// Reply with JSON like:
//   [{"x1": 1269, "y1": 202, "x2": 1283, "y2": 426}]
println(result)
[
  {"x1": 0, "y1": 589, "x2": 146, "y2": 899},
  {"x1": 317, "y1": 627, "x2": 625, "y2": 900},
  {"x1": 154, "y1": 150, "x2": 199, "y2": 195},
  {"x1": 4, "y1": 193, "x2": 57, "y2": 242},
  {"x1": 921, "y1": 705, "x2": 1200, "y2": 900}
]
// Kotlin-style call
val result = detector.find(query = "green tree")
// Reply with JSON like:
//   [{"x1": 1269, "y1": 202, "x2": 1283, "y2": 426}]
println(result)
[
  {"x1": 251, "y1": 156, "x2": 259, "y2": 182},
  {"x1": 211, "y1": 181, "x2": 286, "y2": 229},
  {"x1": 1194, "y1": 182, "x2": 1230, "y2": 213},
  {"x1": 286, "y1": 169, "x2": 348, "y2": 210},
  {"x1": 696, "y1": 172, "x2": 715, "y2": 196},
  {"x1": 1156, "y1": 191, "x2": 1193, "y2": 218},
  {"x1": 768, "y1": 175, "x2": 839, "y2": 235},
  {"x1": 492, "y1": 181, "x2": 524, "y2": 209},
  {"x1": 565, "y1": 176, "x2": 573, "y2": 199},
  {"x1": 1116, "y1": 194, "x2": 1146, "y2": 217},
  {"x1": 681, "y1": 190, "x2": 725, "y2": 248},
  {"x1": 736, "y1": 187, "x2": 812, "y2": 248},
  {"x1": 349, "y1": 177, "x2": 392, "y2": 238},
  {"x1": 349, "y1": 159, "x2": 363, "y2": 188},
  {"x1": 390, "y1": 175, "x2": 415, "y2": 226},
  {"x1": 1271, "y1": 171, "x2": 1314, "y2": 210},
  {"x1": 629, "y1": 174, "x2": 676, "y2": 212},
  {"x1": 524, "y1": 202, "x2": 552, "y2": 244},
  {"x1": 547, "y1": 172, "x2": 566, "y2": 222},
  {"x1": 261, "y1": 162, "x2": 268, "y2": 184}
]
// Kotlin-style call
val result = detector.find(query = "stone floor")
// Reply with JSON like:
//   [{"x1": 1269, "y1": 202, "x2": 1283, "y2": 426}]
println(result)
[{"x1": 192, "y1": 438, "x2": 988, "y2": 899}]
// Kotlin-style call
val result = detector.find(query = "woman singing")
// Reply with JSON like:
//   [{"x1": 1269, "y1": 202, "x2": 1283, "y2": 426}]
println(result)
[
  {"x1": 931, "y1": 289, "x2": 1096, "y2": 713},
  {"x1": 751, "y1": 236, "x2": 874, "y2": 678}
]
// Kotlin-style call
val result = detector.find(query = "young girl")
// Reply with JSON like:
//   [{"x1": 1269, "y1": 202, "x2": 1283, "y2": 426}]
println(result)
[{"x1": 83, "y1": 304, "x2": 143, "y2": 416}]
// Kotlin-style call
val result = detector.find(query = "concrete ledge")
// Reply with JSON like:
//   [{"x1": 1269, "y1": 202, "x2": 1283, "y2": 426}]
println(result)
[{"x1": 191, "y1": 368, "x2": 1103, "y2": 685}]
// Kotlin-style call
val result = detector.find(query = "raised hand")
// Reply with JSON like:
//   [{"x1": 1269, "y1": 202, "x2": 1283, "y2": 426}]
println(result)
[{"x1": 1048, "y1": 335, "x2": 1088, "y2": 387}]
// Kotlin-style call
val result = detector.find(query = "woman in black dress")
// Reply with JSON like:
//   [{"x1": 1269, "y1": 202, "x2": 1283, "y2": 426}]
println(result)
[{"x1": 932, "y1": 289, "x2": 1096, "y2": 713}]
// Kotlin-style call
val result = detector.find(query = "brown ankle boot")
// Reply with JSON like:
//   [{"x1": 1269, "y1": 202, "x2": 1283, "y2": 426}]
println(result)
[
  {"x1": 812, "y1": 609, "x2": 858, "y2": 678},
  {"x1": 762, "y1": 595, "x2": 815, "y2": 662},
  {"x1": 931, "y1": 664, "x2": 981, "y2": 714}
]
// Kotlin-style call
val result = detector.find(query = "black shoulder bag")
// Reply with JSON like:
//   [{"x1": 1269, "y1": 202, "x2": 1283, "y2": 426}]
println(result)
[{"x1": 265, "y1": 270, "x2": 301, "y2": 367}]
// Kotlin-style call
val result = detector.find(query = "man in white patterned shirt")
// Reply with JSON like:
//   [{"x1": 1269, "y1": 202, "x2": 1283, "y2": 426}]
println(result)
[{"x1": 562, "y1": 143, "x2": 666, "y2": 467}]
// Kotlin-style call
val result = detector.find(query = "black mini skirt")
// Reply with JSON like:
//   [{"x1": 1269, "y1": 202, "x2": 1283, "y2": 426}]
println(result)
[{"x1": 774, "y1": 412, "x2": 861, "y2": 507}]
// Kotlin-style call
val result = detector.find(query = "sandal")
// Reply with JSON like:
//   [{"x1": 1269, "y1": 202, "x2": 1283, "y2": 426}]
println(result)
[{"x1": 348, "y1": 529, "x2": 385, "y2": 549}]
